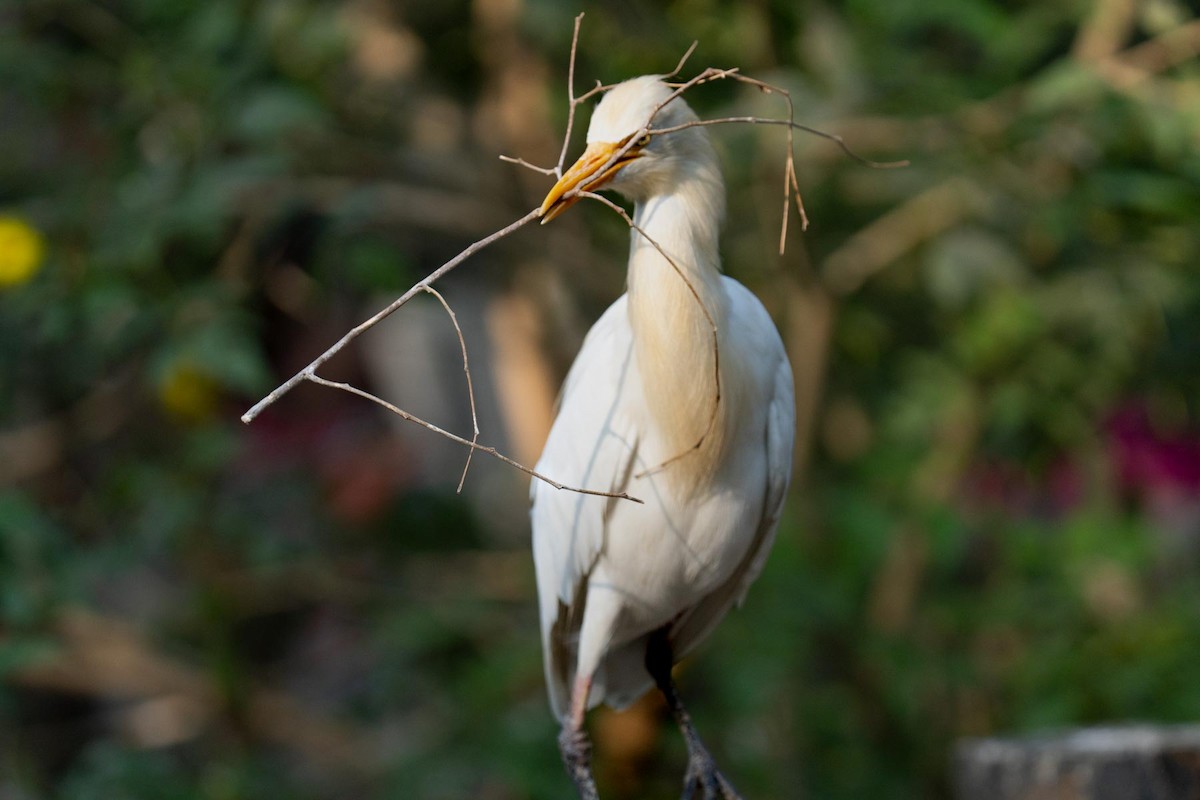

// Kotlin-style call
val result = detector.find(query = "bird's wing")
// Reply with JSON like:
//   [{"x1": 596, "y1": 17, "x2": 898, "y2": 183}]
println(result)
[
  {"x1": 669, "y1": 287, "x2": 795, "y2": 659},
  {"x1": 734, "y1": 352, "x2": 796, "y2": 604},
  {"x1": 530, "y1": 296, "x2": 641, "y2": 718}
]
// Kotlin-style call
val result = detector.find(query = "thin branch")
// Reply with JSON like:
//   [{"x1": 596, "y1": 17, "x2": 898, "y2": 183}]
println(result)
[
  {"x1": 243, "y1": 17, "x2": 652, "y2": 506},
  {"x1": 241, "y1": 208, "x2": 540, "y2": 424},
  {"x1": 421, "y1": 285, "x2": 480, "y2": 494},
  {"x1": 306, "y1": 375, "x2": 643, "y2": 504},
  {"x1": 574, "y1": 79, "x2": 611, "y2": 104},
  {"x1": 662, "y1": 65, "x2": 741, "y2": 90},
  {"x1": 555, "y1": 13, "x2": 587, "y2": 177},
  {"x1": 580, "y1": 191, "x2": 722, "y2": 479},
  {"x1": 656, "y1": 67, "x2": 907, "y2": 252},
  {"x1": 502, "y1": 13, "x2": 617, "y2": 178},
  {"x1": 664, "y1": 40, "x2": 699, "y2": 80},
  {"x1": 241, "y1": 203, "x2": 644, "y2": 500},
  {"x1": 245, "y1": 19, "x2": 909, "y2": 506},
  {"x1": 787, "y1": 156, "x2": 809, "y2": 243},
  {"x1": 779, "y1": 157, "x2": 796, "y2": 253},
  {"x1": 648, "y1": 116, "x2": 911, "y2": 169},
  {"x1": 498, "y1": 154, "x2": 557, "y2": 175}
]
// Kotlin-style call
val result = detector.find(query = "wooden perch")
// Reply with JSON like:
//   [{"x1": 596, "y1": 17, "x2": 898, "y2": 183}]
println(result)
[{"x1": 954, "y1": 724, "x2": 1200, "y2": 800}]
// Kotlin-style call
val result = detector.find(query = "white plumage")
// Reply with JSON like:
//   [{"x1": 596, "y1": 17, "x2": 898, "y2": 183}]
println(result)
[{"x1": 532, "y1": 75, "x2": 795, "y2": 800}]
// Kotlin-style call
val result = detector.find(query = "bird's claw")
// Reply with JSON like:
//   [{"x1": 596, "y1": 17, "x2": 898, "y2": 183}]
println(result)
[{"x1": 681, "y1": 746, "x2": 743, "y2": 800}]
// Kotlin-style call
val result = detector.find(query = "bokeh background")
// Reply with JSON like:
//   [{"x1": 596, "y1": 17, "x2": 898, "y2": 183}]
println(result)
[{"x1": 3, "y1": 0, "x2": 1199, "y2": 798}]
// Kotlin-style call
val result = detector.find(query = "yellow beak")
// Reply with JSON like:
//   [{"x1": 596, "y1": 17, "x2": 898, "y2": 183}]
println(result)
[{"x1": 539, "y1": 141, "x2": 638, "y2": 224}]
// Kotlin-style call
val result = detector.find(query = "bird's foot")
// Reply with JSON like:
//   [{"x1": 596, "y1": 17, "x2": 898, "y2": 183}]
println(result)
[
  {"x1": 681, "y1": 744, "x2": 742, "y2": 800},
  {"x1": 558, "y1": 726, "x2": 600, "y2": 800}
]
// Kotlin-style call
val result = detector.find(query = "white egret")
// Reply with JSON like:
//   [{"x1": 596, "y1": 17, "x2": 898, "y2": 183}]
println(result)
[{"x1": 533, "y1": 75, "x2": 795, "y2": 799}]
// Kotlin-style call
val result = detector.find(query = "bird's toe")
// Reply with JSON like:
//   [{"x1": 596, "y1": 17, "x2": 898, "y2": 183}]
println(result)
[{"x1": 681, "y1": 750, "x2": 743, "y2": 800}]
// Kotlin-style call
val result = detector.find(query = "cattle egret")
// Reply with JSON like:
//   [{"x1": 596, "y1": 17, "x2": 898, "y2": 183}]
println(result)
[{"x1": 533, "y1": 75, "x2": 795, "y2": 799}]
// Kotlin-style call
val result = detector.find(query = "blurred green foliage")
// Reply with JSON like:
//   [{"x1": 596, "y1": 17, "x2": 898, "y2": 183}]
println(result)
[{"x1": 2, "y1": 0, "x2": 1199, "y2": 798}]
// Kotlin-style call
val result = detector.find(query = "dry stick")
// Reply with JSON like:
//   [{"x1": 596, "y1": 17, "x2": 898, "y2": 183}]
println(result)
[
  {"x1": 555, "y1": 13, "x2": 588, "y2": 177},
  {"x1": 654, "y1": 114, "x2": 909, "y2": 252},
  {"x1": 499, "y1": 13, "x2": 616, "y2": 178},
  {"x1": 307, "y1": 375, "x2": 642, "y2": 504},
  {"x1": 664, "y1": 40, "x2": 700, "y2": 81},
  {"x1": 658, "y1": 68, "x2": 909, "y2": 251},
  {"x1": 497, "y1": 155, "x2": 557, "y2": 176},
  {"x1": 242, "y1": 16, "x2": 643, "y2": 505},
  {"x1": 781, "y1": 157, "x2": 804, "y2": 252},
  {"x1": 580, "y1": 191, "x2": 722, "y2": 481},
  {"x1": 241, "y1": 208, "x2": 540, "y2": 424},
  {"x1": 245, "y1": 26, "x2": 911, "y2": 503},
  {"x1": 420, "y1": 284, "x2": 479, "y2": 493},
  {"x1": 648, "y1": 116, "x2": 910, "y2": 169}
]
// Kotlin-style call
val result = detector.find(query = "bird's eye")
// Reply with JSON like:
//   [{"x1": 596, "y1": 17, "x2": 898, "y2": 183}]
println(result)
[{"x1": 635, "y1": 133, "x2": 651, "y2": 147}]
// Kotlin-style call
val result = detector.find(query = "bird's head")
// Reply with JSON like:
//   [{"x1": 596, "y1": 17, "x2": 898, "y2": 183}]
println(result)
[{"x1": 540, "y1": 75, "x2": 717, "y2": 223}]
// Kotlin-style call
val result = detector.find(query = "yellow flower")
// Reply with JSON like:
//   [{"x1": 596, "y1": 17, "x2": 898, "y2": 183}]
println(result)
[
  {"x1": 158, "y1": 362, "x2": 221, "y2": 422},
  {"x1": 0, "y1": 216, "x2": 46, "y2": 287}
]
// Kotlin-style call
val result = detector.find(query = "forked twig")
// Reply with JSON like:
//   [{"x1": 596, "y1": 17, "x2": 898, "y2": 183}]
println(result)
[
  {"x1": 307, "y1": 375, "x2": 642, "y2": 504},
  {"x1": 659, "y1": 67, "x2": 907, "y2": 252},
  {"x1": 241, "y1": 208, "x2": 540, "y2": 424},
  {"x1": 664, "y1": 40, "x2": 699, "y2": 80},
  {"x1": 245, "y1": 14, "x2": 906, "y2": 504},
  {"x1": 242, "y1": 15, "x2": 643, "y2": 504},
  {"x1": 556, "y1": 13, "x2": 587, "y2": 177},
  {"x1": 499, "y1": 13, "x2": 616, "y2": 178},
  {"x1": 647, "y1": 115, "x2": 910, "y2": 169}
]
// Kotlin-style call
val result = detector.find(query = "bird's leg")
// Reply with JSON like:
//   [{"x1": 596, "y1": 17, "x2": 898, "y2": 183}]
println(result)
[
  {"x1": 646, "y1": 630, "x2": 743, "y2": 800},
  {"x1": 558, "y1": 673, "x2": 601, "y2": 800}
]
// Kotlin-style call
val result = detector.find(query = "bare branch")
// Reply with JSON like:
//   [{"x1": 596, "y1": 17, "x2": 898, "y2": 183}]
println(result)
[
  {"x1": 575, "y1": 79, "x2": 610, "y2": 104},
  {"x1": 787, "y1": 156, "x2": 809, "y2": 239},
  {"x1": 649, "y1": 116, "x2": 911, "y2": 169},
  {"x1": 242, "y1": 17, "x2": 654, "y2": 507},
  {"x1": 555, "y1": 13, "x2": 590, "y2": 178},
  {"x1": 244, "y1": 17, "x2": 908, "y2": 508},
  {"x1": 420, "y1": 285, "x2": 480, "y2": 494},
  {"x1": 500, "y1": 14, "x2": 616, "y2": 179},
  {"x1": 241, "y1": 208, "x2": 540, "y2": 424},
  {"x1": 653, "y1": 67, "x2": 906, "y2": 252},
  {"x1": 779, "y1": 157, "x2": 795, "y2": 253},
  {"x1": 306, "y1": 375, "x2": 642, "y2": 504},
  {"x1": 498, "y1": 154, "x2": 557, "y2": 175},
  {"x1": 664, "y1": 40, "x2": 700, "y2": 80}
]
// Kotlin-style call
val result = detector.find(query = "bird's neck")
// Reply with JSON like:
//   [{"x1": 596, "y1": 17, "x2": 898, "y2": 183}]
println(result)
[{"x1": 626, "y1": 173, "x2": 732, "y2": 491}]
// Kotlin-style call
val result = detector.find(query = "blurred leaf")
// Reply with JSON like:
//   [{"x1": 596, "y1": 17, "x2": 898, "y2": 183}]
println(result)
[
  {"x1": 232, "y1": 86, "x2": 328, "y2": 144},
  {"x1": 0, "y1": 492, "x2": 72, "y2": 627},
  {"x1": 924, "y1": 226, "x2": 1027, "y2": 310}
]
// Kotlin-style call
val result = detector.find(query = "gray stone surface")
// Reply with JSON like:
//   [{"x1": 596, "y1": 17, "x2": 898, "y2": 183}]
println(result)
[{"x1": 954, "y1": 725, "x2": 1200, "y2": 800}]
